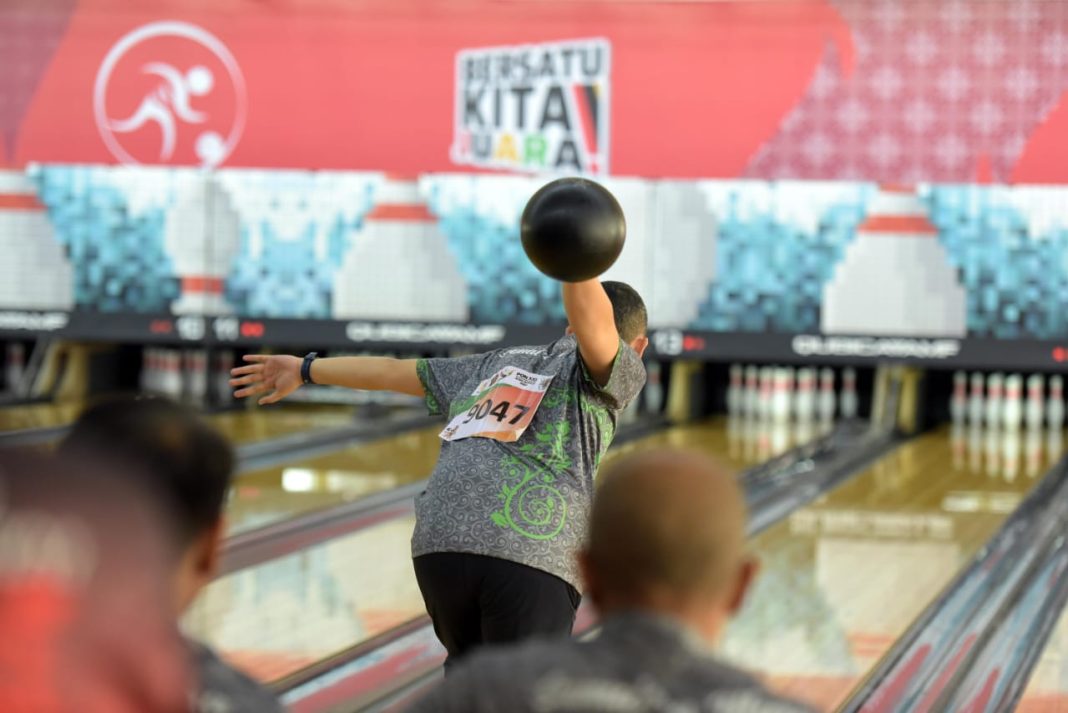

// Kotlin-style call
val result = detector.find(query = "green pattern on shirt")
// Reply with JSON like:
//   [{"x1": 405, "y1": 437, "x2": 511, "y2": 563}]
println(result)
[
  {"x1": 491, "y1": 385, "x2": 575, "y2": 540},
  {"x1": 415, "y1": 359, "x2": 440, "y2": 415},
  {"x1": 580, "y1": 396, "x2": 615, "y2": 469}
]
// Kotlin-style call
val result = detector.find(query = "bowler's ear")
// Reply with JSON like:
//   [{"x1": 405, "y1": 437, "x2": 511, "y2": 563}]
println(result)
[
  {"x1": 631, "y1": 336, "x2": 649, "y2": 359},
  {"x1": 577, "y1": 550, "x2": 601, "y2": 609},
  {"x1": 726, "y1": 557, "x2": 759, "y2": 616}
]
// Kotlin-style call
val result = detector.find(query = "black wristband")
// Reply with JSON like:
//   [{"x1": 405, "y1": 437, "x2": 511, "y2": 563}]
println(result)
[{"x1": 300, "y1": 352, "x2": 318, "y2": 385}]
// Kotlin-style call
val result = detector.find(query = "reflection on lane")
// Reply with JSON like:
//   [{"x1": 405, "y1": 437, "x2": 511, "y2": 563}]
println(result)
[
  {"x1": 209, "y1": 404, "x2": 369, "y2": 444},
  {"x1": 0, "y1": 398, "x2": 85, "y2": 432},
  {"x1": 187, "y1": 417, "x2": 813, "y2": 684},
  {"x1": 226, "y1": 426, "x2": 443, "y2": 534},
  {"x1": 721, "y1": 425, "x2": 1064, "y2": 712},
  {"x1": 186, "y1": 515, "x2": 423, "y2": 682},
  {"x1": 0, "y1": 399, "x2": 363, "y2": 441}
]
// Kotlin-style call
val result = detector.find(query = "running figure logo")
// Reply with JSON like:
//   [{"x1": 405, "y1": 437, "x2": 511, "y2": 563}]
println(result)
[{"x1": 94, "y1": 21, "x2": 246, "y2": 167}]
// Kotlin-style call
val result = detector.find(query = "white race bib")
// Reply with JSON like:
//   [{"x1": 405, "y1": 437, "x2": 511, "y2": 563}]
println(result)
[{"x1": 439, "y1": 366, "x2": 555, "y2": 443}]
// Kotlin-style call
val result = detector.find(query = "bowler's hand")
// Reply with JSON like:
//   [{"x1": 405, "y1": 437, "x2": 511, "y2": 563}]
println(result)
[{"x1": 230, "y1": 354, "x2": 302, "y2": 405}]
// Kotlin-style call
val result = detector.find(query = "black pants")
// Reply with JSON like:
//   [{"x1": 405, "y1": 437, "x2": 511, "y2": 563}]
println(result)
[{"x1": 413, "y1": 552, "x2": 581, "y2": 672}]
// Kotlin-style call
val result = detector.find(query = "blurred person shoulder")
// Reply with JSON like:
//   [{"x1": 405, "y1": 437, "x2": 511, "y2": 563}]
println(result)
[
  {"x1": 190, "y1": 640, "x2": 286, "y2": 713},
  {"x1": 404, "y1": 626, "x2": 817, "y2": 713}
]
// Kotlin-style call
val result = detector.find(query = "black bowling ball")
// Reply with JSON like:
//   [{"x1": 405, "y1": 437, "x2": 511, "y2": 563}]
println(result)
[{"x1": 520, "y1": 177, "x2": 626, "y2": 282}]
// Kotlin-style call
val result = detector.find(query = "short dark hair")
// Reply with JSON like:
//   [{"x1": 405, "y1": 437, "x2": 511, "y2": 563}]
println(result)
[
  {"x1": 59, "y1": 396, "x2": 234, "y2": 546},
  {"x1": 602, "y1": 281, "x2": 648, "y2": 342}
]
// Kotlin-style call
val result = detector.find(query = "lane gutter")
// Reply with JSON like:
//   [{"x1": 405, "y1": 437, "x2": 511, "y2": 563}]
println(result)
[{"x1": 837, "y1": 450, "x2": 1068, "y2": 713}]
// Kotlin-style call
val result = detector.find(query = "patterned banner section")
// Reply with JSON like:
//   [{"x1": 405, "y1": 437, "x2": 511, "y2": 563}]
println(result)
[{"x1": 3, "y1": 167, "x2": 1067, "y2": 345}]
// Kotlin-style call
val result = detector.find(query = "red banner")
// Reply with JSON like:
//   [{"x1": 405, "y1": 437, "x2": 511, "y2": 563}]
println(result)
[{"x1": 4, "y1": 0, "x2": 1068, "y2": 183}]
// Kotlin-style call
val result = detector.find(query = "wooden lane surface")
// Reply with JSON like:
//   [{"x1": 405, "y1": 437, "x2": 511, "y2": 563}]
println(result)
[
  {"x1": 0, "y1": 399, "x2": 362, "y2": 442},
  {"x1": 724, "y1": 424, "x2": 1064, "y2": 711},
  {"x1": 191, "y1": 417, "x2": 807, "y2": 683},
  {"x1": 226, "y1": 425, "x2": 443, "y2": 534}
]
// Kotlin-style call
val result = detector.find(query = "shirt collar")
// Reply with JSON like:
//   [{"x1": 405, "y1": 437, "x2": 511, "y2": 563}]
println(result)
[{"x1": 595, "y1": 611, "x2": 718, "y2": 658}]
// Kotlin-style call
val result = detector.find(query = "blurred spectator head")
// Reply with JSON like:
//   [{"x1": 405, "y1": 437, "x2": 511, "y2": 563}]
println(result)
[
  {"x1": 582, "y1": 448, "x2": 756, "y2": 642},
  {"x1": 60, "y1": 396, "x2": 235, "y2": 614},
  {"x1": 0, "y1": 449, "x2": 192, "y2": 712}
]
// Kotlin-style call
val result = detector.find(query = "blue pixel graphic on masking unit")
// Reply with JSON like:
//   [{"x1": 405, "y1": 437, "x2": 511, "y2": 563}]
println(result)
[
  {"x1": 926, "y1": 187, "x2": 1068, "y2": 340},
  {"x1": 225, "y1": 219, "x2": 349, "y2": 318},
  {"x1": 691, "y1": 193, "x2": 867, "y2": 333},
  {"x1": 428, "y1": 189, "x2": 565, "y2": 325},
  {"x1": 222, "y1": 177, "x2": 374, "y2": 318},
  {"x1": 30, "y1": 166, "x2": 179, "y2": 312}
]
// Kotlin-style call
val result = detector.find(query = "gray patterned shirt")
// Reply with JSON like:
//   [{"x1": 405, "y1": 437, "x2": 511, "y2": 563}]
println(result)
[
  {"x1": 412, "y1": 335, "x2": 645, "y2": 590},
  {"x1": 405, "y1": 612, "x2": 817, "y2": 713},
  {"x1": 190, "y1": 641, "x2": 285, "y2": 713}
]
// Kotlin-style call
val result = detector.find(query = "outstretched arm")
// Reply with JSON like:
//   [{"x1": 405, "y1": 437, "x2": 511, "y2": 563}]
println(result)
[
  {"x1": 230, "y1": 355, "x2": 423, "y2": 405},
  {"x1": 562, "y1": 280, "x2": 620, "y2": 387}
]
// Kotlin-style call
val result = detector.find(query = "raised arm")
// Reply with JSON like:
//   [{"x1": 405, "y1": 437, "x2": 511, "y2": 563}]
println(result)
[
  {"x1": 230, "y1": 355, "x2": 423, "y2": 405},
  {"x1": 562, "y1": 280, "x2": 619, "y2": 387}
]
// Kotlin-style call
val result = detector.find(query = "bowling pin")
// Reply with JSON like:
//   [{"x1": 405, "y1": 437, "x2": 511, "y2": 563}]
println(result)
[
  {"x1": 1002, "y1": 429, "x2": 1020, "y2": 482},
  {"x1": 188, "y1": 350, "x2": 208, "y2": 406},
  {"x1": 758, "y1": 367, "x2": 774, "y2": 421},
  {"x1": 968, "y1": 373, "x2": 985, "y2": 427},
  {"x1": 950, "y1": 371, "x2": 967, "y2": 424},
  {"x1": 644, "y1": 361, "x2": 664, "y2": 414},
  {"x1": 984, "y1": 426, "x2": 1001, "y2": 477},
  {"x1": 727, "y1": 415, "x2": 743, "y2": 459},
  {"x1": 967, "y1": 422, "x2": 983, "y2": 473},
  {"x1": 1002, "y1": 374, "x2": 1024, "y2": 432},
  {"x1": 1025, "y1": 426, "x2": 1043, "y2": 478},
  {"x1": 818, "y1": 368, "x2": 836, "y2": 424},
  {"x1": 950, "y1": 421, "x2": 966, "y2": 470},
  {"x1": 795, "y1": 367, "x2": 817, "y2": 423},
  {"x1": 4, "y1": 342, "x2": 24, "y2": 393},
  {"x1": 215, "y1": 350, "x2": 234, "y2": 404},
  {"x1": 181, "y1": 351, "x2": 193, "y2": 403},
  {"x1": 770, "y1": 421, "x2": 791, "y2": 454},
  {"x1": 1025, "y1": 374, "x2": 1045, "y2": 431},
  {"x1": 145, "y1": 348, "x2": 161, "y2": 395},
  {"x1": 795, "y1": 418, "x2": 815, "y2": 446},
  {"x1": 151, "y1": 348, "x2": 164, "y2": 394},
  {"x1": 166, "y1": 350, "x2": 184, "y2": 399},
  {"x1": 771, "y1": 368, "x2": 792, "y2": 423},
  {"x1": 985, "y1": 373, "x2": 1004, "y2": 428},
  {"x1": 1048, "y1": 427, "x2": 1064, "y2": 463},
  {"x1": 756, "y1": 419, "x2": 773, "y2": 460},
  {"x1": 727, "y1": 364, "x2": 743, "y2": 416},
  {"x1": 139, "y1": 348, "x2": 154, "y2": 393},
  {"x1": 742, "y1": 418, "x2": 759, "y2": 461},
  {"x1": 744, "y1": 366, "x2": 760, "y2": 418},
  {"x1": 841, "y1": 367, "x2": 858, "y2": 419},
  {"x1": 1048, "y1": 375, "x2": 1065, "y2": 431}
]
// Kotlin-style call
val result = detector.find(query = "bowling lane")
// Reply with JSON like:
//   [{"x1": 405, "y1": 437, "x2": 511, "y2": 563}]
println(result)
[
  {"x1": 208, "y1": 403, "x2": 383, "y2": 445},
  {"x1": 0, "y1": 398, "x2": 370, "y2": 444},
  {"x1": 226, "y1": 425, "x2": 443, "y2": 534},
  {"x1": 185, "y1": 417, "x2": 804, "y2": 683},
  {"x1": 1017, "y1": 607, "x2": 1068, "y2": 713},
  {"x1": 720, "y1": 424, "x2": 1064, "y2": 712},
  {"x1": 224, "y1": 415, "x2": 814, "y2": 537},
  {"x1": 0, "y1": 398, "x2": 85, "y2": 432}
]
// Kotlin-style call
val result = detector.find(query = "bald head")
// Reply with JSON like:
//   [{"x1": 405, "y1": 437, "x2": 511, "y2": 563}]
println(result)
[{"x1": 584, "y1": 449, "x2": 748, "y2": 610}]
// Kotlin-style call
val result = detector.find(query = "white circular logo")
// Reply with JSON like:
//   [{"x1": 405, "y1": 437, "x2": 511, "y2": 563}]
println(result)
[{"x1": 94, "y1": 21, "x2": 246, "y2": 167}]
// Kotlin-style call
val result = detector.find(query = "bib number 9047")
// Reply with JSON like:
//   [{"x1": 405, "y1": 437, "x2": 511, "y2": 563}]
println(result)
[
  {"x1": 463, "y1": 398, "x2": 530, "y2": 425},
  {"x1": 440, "y1": 366, "x2": 554, "y2": 443}
]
